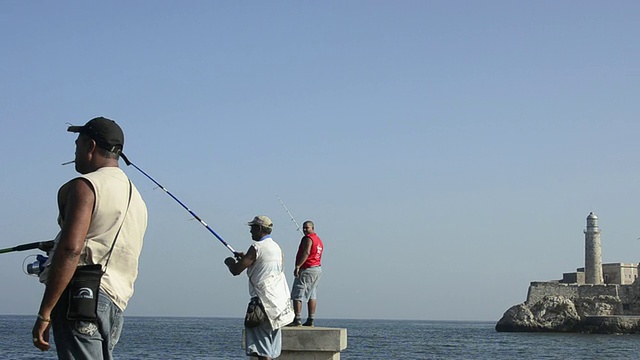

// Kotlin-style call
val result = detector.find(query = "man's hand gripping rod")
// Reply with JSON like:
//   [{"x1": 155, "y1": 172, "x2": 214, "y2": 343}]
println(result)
[{"x1": 120, "y1": 153, "x2": 239, "y2": 258}]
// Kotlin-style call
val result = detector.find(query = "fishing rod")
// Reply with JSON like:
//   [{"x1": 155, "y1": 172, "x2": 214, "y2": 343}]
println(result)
[
  {"x1": 0, "y1": 240, "x2": 54, "y2": 255},
  {"x1": 1, "y1": 240, "x2": 55, "y2": 276},
  {"x1": 277, "y1": 195, "x2": 303, "y2": 234},
  {"x1": 119, "y1": 152, "x2": 239, "y2": 257}
]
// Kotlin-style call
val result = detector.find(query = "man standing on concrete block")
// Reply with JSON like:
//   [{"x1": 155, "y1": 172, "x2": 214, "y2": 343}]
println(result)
[
  {"x1": 290, "y1": 220, "x2": 324, "y2": 327},
  {"x1": 225, "y1": 215, "x2": 294, "y2": 360}
]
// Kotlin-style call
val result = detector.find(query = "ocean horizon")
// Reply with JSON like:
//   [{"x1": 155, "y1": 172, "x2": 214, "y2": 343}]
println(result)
[{"x1": 3, "y1": 315, "x2": 640, "y2": 359}]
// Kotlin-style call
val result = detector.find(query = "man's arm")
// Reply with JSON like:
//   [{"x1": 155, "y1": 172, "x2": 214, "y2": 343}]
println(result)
[
  {"x1": 32, "y1": 178, "x2": 94, "y2": 351},
  {"x1": 225, "y1": 245, "x2": 257, "y2": 276},
  {"x1": 293, "y1": 236, "x2": 312, "y2": 277}
]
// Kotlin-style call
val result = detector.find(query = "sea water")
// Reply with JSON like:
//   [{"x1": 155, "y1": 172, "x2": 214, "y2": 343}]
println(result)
[{"x1": 2, "y1": 315, "x2": 640, "y2": 359}]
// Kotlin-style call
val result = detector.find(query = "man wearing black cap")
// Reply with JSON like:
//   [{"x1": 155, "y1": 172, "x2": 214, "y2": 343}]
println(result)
[{"x1": 32, "y1": 117, "x2": 148, "y2": 359}]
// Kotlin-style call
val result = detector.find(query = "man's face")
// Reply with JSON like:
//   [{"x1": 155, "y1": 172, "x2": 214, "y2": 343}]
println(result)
[
  {"x1": 303, "y1": 223, "x2": 314, "y2": 235},
  {"x1": 250, "y1": 225, "x2": 261, "y2": 240},
  {"x1": 73, "y1": 134, "x2": 92, "y2": 174}
]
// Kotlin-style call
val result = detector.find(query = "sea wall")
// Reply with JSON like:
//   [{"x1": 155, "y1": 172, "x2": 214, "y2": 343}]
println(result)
[
  {"x1": 526, "y1": 282, "x2": 619, "y2": 305},
  {"x1": 526, "y1": 281, "x2": 640, "y2": 314},
  {"x1": 526, "y1": 282, "x2": 578, "y2": 304}
]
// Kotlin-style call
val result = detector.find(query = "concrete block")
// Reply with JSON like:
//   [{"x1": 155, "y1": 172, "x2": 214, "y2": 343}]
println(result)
[
  {"x1": 282, "y1": 327, "x2": 347, "y2": 352},
  {"x1": 245, "y1": 326, "x2": 347, "y2": 359}
]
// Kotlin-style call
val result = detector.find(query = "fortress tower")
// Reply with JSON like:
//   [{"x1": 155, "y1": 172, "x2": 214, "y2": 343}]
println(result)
[{"x1": 584, "y1": 212, "x2": 603, "y2": 284}]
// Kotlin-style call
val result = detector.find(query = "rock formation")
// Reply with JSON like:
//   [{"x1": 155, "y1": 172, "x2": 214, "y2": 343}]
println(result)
[{"x1": 495, "y1": 294, "x2": 640, "y2": 334}]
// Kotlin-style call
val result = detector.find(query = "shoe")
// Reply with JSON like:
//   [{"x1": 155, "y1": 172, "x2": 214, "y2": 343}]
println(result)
[
  {"x1": 303, "y1": 319, "x2": 314, "y2": 327},
  {"x1": 287, "y1": 319, "x2": 302, "y2": 327}
]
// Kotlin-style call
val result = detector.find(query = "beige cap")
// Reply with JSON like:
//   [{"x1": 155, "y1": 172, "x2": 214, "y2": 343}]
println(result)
[{"x1": 247, "y1": 215, "x2": 273, "y2": 228}]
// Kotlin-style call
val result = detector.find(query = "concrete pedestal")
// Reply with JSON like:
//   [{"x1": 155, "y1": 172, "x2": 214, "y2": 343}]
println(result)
[{"x1": 244, "y1": 326, "x2": 347, "y2": 359}]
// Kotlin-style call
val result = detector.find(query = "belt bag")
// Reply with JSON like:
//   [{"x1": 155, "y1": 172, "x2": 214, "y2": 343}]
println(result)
[
  {"x1": 67, "y1": 264, "x2": 103, "y2": 321},
  {"x1": 244, "y1": 297, "x2": 266, "y2": 328},
  {"x1": 67, "y1": 180, "x2": 132, "y2": 322}
]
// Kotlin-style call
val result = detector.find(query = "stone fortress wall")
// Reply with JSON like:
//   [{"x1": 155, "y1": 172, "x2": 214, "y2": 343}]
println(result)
[{"x1": 526, "y1": 281, "x2": 640, "y2": 315}]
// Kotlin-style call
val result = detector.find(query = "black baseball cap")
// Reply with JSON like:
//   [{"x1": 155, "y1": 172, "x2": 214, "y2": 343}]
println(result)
[{"x1": 67, "y1": 117, "x2": 124, "y2": 152}]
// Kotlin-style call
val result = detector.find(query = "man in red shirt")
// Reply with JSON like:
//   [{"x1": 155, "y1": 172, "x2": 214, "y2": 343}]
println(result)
[{"x1": 289, "y1": 220, "x2": 324, "y2": 326}]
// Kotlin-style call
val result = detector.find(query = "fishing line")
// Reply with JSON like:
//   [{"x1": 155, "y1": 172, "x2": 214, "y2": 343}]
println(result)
[
  {"x1": 277, "y1": 195, "x2": 303, "y2": 234},
  {"x1": 120, "y1": 153, "x2": 238, "y2": 256}
]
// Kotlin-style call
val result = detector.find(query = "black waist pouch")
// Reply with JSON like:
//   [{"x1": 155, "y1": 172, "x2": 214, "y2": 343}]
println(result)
[
  {"x1": 67, "y1": 264, "x2": 103, "y2": 322},
  {"x1": 244, "y1": 297, "x2": 266, "y2": 328}
]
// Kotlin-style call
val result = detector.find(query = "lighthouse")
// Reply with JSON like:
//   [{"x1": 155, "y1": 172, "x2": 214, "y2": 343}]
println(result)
[{"x1": 584, "y1": 212, "x2": 603, "y2": 284}]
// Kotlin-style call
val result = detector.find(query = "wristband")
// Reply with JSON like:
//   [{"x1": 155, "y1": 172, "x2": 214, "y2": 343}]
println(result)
[{"x1": 37, "y1": 314, "x2": 51, "y2": 322}]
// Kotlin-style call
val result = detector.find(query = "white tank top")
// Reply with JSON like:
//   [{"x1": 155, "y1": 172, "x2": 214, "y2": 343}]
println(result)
[
  {"x1": 79, "y1": 167, "x2": 147, "y2": 311},
  {"x1": 246, "y1": 236, "x2": 295, "y2": 329},
  {"x1": 247, "y1": 236, "x2": 284, "y2": 297}
]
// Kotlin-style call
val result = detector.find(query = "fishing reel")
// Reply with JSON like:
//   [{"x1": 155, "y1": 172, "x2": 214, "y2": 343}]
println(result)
[
  {"x1": 0, "y1": 240, "x2": 54, "y2": 277},
  {"x1": 24, "y1": 254, "x2": 48, "y2": 276}
]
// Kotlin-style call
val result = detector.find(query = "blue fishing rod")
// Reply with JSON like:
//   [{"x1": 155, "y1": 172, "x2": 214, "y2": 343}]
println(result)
[{"x1": 120, "y1": 153, "x2": 239, "y2": 257}]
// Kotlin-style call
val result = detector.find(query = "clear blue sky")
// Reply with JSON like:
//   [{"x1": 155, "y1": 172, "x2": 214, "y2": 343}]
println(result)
[{"x1": 1, "y1": 1, "x2": 639, "y2": 321}]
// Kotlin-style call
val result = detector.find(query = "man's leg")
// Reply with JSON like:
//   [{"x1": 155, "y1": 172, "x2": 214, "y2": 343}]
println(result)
[
  {"x1": 293, "y1": 300, "x2": 303, "y2": 315},
  {"x1": 98, "y1": 291, "x2": 124, "y2": 359},
  {"x1": 308, "y1": 299, "x2": 317, "y2": 317},
  {"x1": 303, "y1": 267, "x2": 322, "y2": 326},
  {"x1": 289, "y1": 275, "x2": 305, "y2": 326},
  {"x1": 52, "y1": 290, "x2": 122, "y2": 359},
  {"x1": 303, "y1": 299, "x2": 317, "y2": 326},
  {"x1": 290, "y1": 300, "x2": 303, "y2": 326}
]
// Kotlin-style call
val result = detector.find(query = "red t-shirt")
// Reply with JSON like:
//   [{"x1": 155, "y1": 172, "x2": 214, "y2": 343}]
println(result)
[{"x1": 297, "y1": 232, "x2": 324, "y2": 269}]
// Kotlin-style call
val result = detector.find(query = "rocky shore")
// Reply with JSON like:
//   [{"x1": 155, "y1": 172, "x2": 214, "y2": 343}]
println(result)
[{"x1": 496, "y1": 294, "x2": 640, "y2": 334}]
